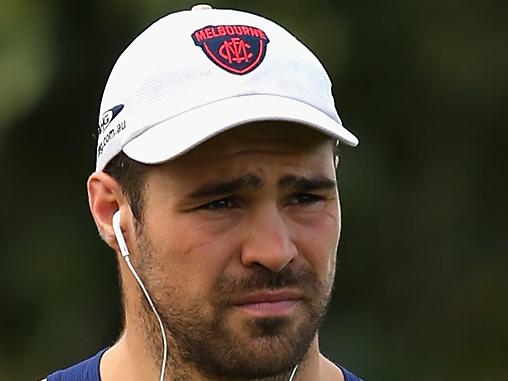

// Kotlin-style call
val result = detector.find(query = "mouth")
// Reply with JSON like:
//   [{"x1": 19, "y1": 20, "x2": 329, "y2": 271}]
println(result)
[{"x1": 231, "y1": 289, "x2": 304, "y2": 318}]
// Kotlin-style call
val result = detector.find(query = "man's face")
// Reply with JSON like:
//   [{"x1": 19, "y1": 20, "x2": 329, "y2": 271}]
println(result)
[{"x1": 128, "y1": 122, "x2": 341, "y2": 379}]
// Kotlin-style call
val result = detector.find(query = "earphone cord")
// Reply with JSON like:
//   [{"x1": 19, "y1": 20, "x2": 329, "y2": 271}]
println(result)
[
  {"x1": 288, "y1": 363, "x2": 300, "y2": 381},
  {"x1": 124, "y1": 255, "x2": 168, "y2": 381}
]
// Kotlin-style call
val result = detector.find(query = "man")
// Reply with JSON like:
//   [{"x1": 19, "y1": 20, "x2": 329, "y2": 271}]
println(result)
[{"x1": 44, "y1": 4, "x2": 362, "y2": 381}]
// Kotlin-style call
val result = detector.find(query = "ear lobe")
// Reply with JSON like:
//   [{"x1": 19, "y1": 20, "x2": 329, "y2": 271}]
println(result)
[{"x1": 87, "y1": 172, "x2": 127, "y2": 251}]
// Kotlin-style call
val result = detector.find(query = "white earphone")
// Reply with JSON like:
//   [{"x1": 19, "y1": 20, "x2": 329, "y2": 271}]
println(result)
[
  {"x1": 111, "y1": 210, "x2": 299, "y2": 381},
  {"x1": 112, "y1": 210, "x2": 168, "y2": 381}
]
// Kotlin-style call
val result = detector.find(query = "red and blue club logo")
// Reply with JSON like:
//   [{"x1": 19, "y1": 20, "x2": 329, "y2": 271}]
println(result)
[{"x1": 192, "y1": 25, "x2": 270, "y2": 75}]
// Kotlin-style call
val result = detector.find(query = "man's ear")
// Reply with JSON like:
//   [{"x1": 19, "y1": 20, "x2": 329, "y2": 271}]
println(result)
[{"x1": 87, "y1": 171, "x2": 129, "y2": 251}]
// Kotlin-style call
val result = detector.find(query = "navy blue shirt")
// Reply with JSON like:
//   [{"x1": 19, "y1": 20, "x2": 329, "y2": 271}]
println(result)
[
  {"x1": 46, "y1": 349, "x2": 107, "y2": 381},
  {"x1": 47, "y1": 349, "x2": 364, "y2": 381}
]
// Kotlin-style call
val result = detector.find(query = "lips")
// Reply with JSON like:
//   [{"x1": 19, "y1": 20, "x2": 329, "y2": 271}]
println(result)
[
  {"x1": 233, "y1": 289, "x2": 304, "y2": 305},
  {"x1": 232, "y1": 289, "x2": 303, "y2": 317}
]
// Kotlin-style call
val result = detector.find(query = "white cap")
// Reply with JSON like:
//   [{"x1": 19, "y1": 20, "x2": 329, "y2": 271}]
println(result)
[{"x1": 96, "y1": 5, "x2": 358, "y2": 171}]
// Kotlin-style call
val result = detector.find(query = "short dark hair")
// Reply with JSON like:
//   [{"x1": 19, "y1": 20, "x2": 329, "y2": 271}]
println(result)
[{"x1": 103, "y1": 152, "x2": 149, "y2": 222}]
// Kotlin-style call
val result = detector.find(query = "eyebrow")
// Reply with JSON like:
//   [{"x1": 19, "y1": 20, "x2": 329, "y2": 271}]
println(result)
[
  {"x1": 187, "y1": 173, "x2": 336, "y2": 199},
  {"x1": 187, "y1": 174, "x2": 263, "y2": 199},
  {"x1": 278, "y1": 175, "x2": 337, "y2": 192}
]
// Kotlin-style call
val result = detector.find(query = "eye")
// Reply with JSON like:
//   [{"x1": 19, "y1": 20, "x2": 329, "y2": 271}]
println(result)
[
  {"x1": 287, "y1": 193, "x2": 325, "y2": 206},
  {"x1": 200, "y1": 197, "x2": 237, "y2": 210}
]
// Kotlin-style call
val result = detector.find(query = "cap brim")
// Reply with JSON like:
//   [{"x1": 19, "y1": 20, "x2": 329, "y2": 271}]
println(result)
[{"x1": 123, "y1": 94, "x2": 359, "y2": 164}]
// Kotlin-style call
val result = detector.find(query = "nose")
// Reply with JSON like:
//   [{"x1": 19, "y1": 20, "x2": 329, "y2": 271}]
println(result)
[{"x1": 240, "y1": 205, "x2": 298, "y2": 272}]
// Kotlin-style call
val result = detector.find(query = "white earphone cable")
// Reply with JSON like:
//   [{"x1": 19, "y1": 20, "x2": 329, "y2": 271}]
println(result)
[
  {"x1": 124, "y1": 256, "x2": 168, "y2": 381},
  {"x1": 288, "y1": 363, "x2": 299, "y2": 381},
  {"x1": 112, "y1": 211, "x2": 168, "y2": 381}
]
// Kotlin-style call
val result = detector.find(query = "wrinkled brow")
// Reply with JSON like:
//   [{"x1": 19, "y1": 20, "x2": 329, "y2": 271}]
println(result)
[
  {"x1": 278, "y1": 175, "x2": 337, "y2": 192},
  {"x1": 187, "y1": 174, "x2": 263, "y2": 199},
  {"x1": 187, "y1": 173, "x2": 336, "y2": 199}
]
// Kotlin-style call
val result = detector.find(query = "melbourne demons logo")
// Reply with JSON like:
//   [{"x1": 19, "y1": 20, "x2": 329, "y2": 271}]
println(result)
[{"x1": 192, "y1": 25, "x2": 270, "y2": 75}]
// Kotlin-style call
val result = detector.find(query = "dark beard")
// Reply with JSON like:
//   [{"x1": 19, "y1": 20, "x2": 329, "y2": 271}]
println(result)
[{"x1": 134, "y1": 233, "x2": 333, "y2": 381}]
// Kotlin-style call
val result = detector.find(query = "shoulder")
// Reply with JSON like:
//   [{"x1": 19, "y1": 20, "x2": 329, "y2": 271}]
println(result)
[
  {"x1": 319, "y1": 354, "x2": 364, "y2": 381},
  {"x1": 45, "y1": 348, "x2": 107, "y2": 381},
  {"x1": 338, "y1": 365, "x2": 365, "y2": 381}
]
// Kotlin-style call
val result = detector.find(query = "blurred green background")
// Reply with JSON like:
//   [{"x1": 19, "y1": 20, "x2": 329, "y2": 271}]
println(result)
[{"x1": 1, "y1": 0, "x2": 507, "y2": 380}]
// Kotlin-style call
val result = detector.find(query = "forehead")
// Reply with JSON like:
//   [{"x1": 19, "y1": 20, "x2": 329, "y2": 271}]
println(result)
[
  {"x1": 149, "y1": 121, "x2": 335, "y2": 183},
  {"x1": 186, "y1": 121, "x2": 333, "y2": 160}
]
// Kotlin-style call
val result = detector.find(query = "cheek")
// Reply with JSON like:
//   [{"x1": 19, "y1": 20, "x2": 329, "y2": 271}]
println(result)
[
  {"x1": 290, "y1": 205, "x2": 340, "y2": 279},
  {"x1": 142, "y1": 215, "x2": 234, "y2": 300}
]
